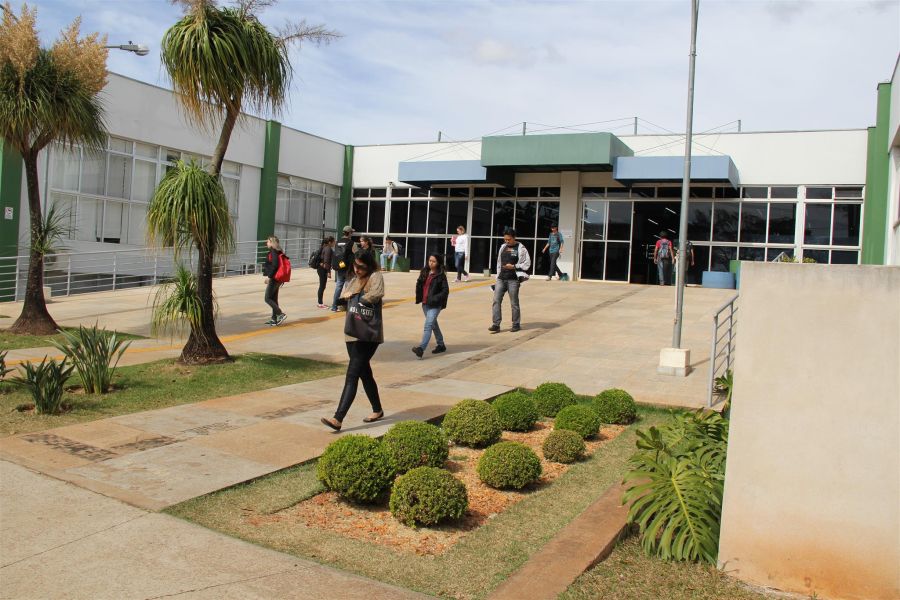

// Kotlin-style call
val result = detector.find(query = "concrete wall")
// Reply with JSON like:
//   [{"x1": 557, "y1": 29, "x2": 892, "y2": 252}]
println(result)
[
  {"x1": 353, "y1": 141, "x2": 483, "y2": 187},
  {"x1": 718, "y1": 262, "x2": 900, "y2": 600},
  {"x1": 887, "y1": 58, "x2": 900, "y2": 266},
  {"x1": 278, "y1": 126, "x2": 345, "y2": 186}
]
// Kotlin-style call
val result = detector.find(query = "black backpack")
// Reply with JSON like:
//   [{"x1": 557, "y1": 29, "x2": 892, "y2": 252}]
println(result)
[
  {"x1": 332, "y1": 238, "x2": 353, "y2": 270},
  {"x1": 308, "y1": 247, "x2": 322, "y2": 269}
]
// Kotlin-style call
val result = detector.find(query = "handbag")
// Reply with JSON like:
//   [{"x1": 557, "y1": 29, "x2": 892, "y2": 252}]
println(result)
[{"x1": 344, "y1": 292, "x2": 383, "y2": 342}]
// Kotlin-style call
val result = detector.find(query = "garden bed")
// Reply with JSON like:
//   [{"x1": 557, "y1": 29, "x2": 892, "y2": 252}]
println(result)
[{"x1": 247, "y1": 421, "x2": 625, "y2": 556}]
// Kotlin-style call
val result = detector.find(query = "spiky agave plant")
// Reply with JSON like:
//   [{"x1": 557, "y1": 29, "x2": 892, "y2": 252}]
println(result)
[{"x1": 151, "y1": 263, "x2": 207, "y2": 341}]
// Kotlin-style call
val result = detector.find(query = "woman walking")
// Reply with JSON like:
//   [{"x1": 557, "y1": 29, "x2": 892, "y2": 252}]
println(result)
[
  {"x1": 358, "y1": 236, "x2": 376, "y2": 263},
  {"x1": 321, "y1": 249, "x2": 385, "y2": 430},
  {"x1": 412, "y1": 253, "x2": 449, "y2": 358},
  {"x1": 316, "y1": 236, "x2": 335, "y2": 309},
  {"x1": 262, "y1": 236, "x2": 287, "y2": 326}
]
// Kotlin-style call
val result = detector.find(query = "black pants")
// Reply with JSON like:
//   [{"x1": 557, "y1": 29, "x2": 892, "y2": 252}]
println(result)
[
  {"x1": 548, "y1": 251, "x2": 563, "y2": 278},
  {"x1": 334, "y1": 341, "x2": 382, "y2": 421},
  {"x1": 264, "y1": 279, "x2": 283, "y2": 318},
  {"x1": 316, "y1": 268, "x2": 329, "y2": 304}
]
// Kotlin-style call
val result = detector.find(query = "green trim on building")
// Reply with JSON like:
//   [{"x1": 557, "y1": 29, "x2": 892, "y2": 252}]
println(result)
[
  {"x1": 339, "y1": 145, "x2": 353, "y2": 229},
  {"x1": 862, "y1": 82, "x2": 891, "y2": 265},
  {"x1": 481, "y1": 132, "x2": 633, "y2": 171},
  {"x1": 0, "y1": 139, "x2": 23, "y2": 302},
  {"x1": 256, "y1": 120, "x2": 282, "y2": 245}
]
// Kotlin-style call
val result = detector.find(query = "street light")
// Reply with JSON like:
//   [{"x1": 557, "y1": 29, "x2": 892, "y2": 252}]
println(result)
[{"x1": 105, "y1": 42, "x2": 149, "y2": 56}]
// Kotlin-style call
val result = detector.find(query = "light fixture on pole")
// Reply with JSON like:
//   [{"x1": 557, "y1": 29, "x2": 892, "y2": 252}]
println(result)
[
  {"x1": 659, "y1": 0, "x2": 699, "y2": 378},
  {"x1": 105, "y1": 41, "x2": 149, "y2": 56}
]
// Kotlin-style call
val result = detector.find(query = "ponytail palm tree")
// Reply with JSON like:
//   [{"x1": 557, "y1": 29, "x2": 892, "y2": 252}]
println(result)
[
  {"x1": 0, "y1": 4, "x2": 107, "y2": 335},
  {"x1": 158, "y1": 0, "x2": 337, "y2": 362}
]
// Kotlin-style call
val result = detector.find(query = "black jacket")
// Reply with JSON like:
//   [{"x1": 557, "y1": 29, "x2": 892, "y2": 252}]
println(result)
[
  {"x1": 415, "y1": 269, "x2": 449, "y2": 309},
  {"x1": 262, "y1": 250, "x2": 282, "y2": 277}
]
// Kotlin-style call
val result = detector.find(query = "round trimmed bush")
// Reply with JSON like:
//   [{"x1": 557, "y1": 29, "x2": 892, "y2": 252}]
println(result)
[
  {"x1": 493, "y1": 391, "x2": 539, "y2": 432},
  {"x1": 442, "y1": 399, "x2": 502, "y2": 447},
  {"x1": 316, "y1": 435, "x2": 395, "y2": 503},
  {"x1": 382, "y1": 421, "x2": 449, "y2": 474},
  {"x1": 389, "y1": 466, "x2": 468, "y2": 527},
  {"x1": 476, "y1": 441, "x2": 542, "y2": 489},
  {"x1": 542, "y1": 429, "x2": 586, "y2": 463},
  {"x1": 591, "y1": 388, "x2": 638, "y2": 424},
  {"x1": 532, "y1": 382, "x2": 577, "y2": 417},
  {"x1": 555, "y1": 404, "x2": 602, "y2": 439}
]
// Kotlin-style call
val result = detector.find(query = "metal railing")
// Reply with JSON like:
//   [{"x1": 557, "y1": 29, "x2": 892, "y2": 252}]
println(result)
[
  {"x1": 707, "y1": 294, "x2": 738, "y2": 407},
  {"x1": 0, "y1": 237, "x2": 322, "y2": 303}
]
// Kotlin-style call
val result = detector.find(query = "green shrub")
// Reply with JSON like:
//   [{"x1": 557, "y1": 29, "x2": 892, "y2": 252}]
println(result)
[
  {"x1": 532, "y1": 382, "x2": 576, "y2": 417},
  {"x1": 0, "y1": 350, "x2": 12, "y2": 379},
  {"x1": 442, "y1": 399, "x2": 502, "y2": 447},
  {"x1": 316, "y1": 435, "x2": 395, "y2": 503},
  {"x1": 555, "y1": 404, "x2": 602, "y2": 439},
  {"x1": 493, "y1": 391, "x2": 539, "y2": 432},
  {"x1": 623, "y1": 410, "x2": 729, "y2": 564},
  {"x1": 51, "y1": 324, "x2": 131, "y2": 394},
  {"x1": 591, "y1": 388, "x2": 638, "y2": 424},
  {"x1": 476, "y1": 441, "x2": 542, "y2": 489},
  {"x1": 382, "y1": 421, "x2": 449, "y2": 474},
  {"x1": 389, "y1": 466, "x2": 468, "y2": 527},
  {"x1": 11, "y1": 358, "x2": 74, "y2": 414},
  {"x1": 542, "y1": 429, "x2": 586, "y2": 463}
]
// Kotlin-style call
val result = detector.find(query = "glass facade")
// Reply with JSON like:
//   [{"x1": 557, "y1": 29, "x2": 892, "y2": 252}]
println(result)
[
  {"x1": 275, "y1": 175, "x2": 340, "y2": 242},
  {"x1": 49, "y1": 137, "x2": 241, "y2": 246}
]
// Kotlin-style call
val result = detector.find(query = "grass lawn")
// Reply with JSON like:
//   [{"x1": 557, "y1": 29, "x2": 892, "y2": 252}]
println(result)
[
  {"x1": 0, "y1": 353, "x2": 343, "y2": 436},
  {"x1": 561, "y1": 535, "x2": 768, "y2": 600},
  {"x1": 166, "y1": 407, "x2": 673, "y2": 600},
  {"x1": 0, "y1": 327, "x2": 145, "y2": 351}
]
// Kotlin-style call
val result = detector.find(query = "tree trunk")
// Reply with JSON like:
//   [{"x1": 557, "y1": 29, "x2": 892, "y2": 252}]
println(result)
[
  {"x1": 209, "y1": 106, "x2": 239, "y2": 177},
  {"x1": 179, "y1": 242, "x2": 229, "y2": 364},
  {"x1": 9, "y1": 151, "x2": 59, "y2": 335}
]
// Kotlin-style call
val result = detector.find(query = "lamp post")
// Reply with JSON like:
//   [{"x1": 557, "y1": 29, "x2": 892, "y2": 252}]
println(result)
[
  {"x1": 105, "y1": 42, "x2": 149, "y2": 56},
  {"x1": 659, "y1": 0, "x2": 699, "y2": 377}
]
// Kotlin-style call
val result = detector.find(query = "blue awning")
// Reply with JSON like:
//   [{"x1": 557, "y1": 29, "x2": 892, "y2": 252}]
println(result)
[
  {"x1": 398, "y1": 160, "x2": 513, "y2": 188},
  {"x1": 613, "y1": 155, "x2": 739, "y2": 187}
]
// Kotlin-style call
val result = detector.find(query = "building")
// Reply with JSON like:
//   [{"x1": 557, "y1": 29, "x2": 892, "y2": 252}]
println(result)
[{"x1": 0, "y1": 67, "x2": 897, "y2": 300}]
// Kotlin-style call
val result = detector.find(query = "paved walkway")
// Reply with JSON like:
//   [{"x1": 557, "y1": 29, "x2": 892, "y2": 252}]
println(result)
[{"x1": 0, "y1": 272, "x2": 732, "y2": 598}]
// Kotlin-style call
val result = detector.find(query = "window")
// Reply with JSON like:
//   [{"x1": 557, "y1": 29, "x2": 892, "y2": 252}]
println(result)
[
  {"x1": 712, "y1": 202, "x2": 739, "y2": 242},
  {"x1": 607, "y1": 202, "x2": 632, "y2": 241},
  {"x1": 279, "y1": 174, "x2": 340, "y2": 238},
  {"x1": 390, "y1": 201, "x2": 408, "y2": 234},
  {"x1": 687, "y1": 202, "x2": 712, "y2": 242},
  {"x1": 768, "y1": 203, "x2": 796, "y2": 243},
  {"x1": 582, "y1": 201, "x2": 607, "y2": 241},
  {"x1": 742, "y1": 186, "x2": 767, "y2": 199},
  {"x1": 804, "y1": 204, "x2": 833, "y2": 245},
  {"x1": 832, "y1": 204, "x2": 861, "y2": 246},
  {"x1": 368, "y1": 200, "x2": 386, "y2": 233},
  {"x1": 428, "y1": 200, "x2": 448, "y2": 234},
  {"x1": 739, "y1": 203, "x2": 767, "y2": 243}
]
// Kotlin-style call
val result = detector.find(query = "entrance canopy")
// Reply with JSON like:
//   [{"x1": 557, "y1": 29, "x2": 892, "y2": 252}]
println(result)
[
  {"x1": 397, "y1": 159, "x2": 513, "y2": 189},
  {"x1": 613, "y1": 155, "x2": 740, "y2": 188}
]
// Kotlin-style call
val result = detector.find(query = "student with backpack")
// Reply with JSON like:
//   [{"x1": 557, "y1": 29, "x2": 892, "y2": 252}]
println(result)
[
  {"x1": 412, "y1": 252, "x2": 449, "y2": 358},
  {"x1": 380, "y1": 235, "x2": 399, "y2": 271},
  {"x1": 262, "y1": 236, "x2": 289, "y2": 325},
  {"x1": 313, "y1": 236, "x2": 335, "y2": 309},
  {"x1": 489, "y1": 228, "x2": 531, "y2": 333},
  {"x1": 653, "y1": 230, "x2": 674, "y2": 286},
  {"x1": 330, "y1": 226, "x2": 357, "y2": 311}
]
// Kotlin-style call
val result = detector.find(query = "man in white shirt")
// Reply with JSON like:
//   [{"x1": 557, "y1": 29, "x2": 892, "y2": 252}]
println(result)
[
  {"x1": 452, "y1": 225, "x2": 469, "y2": 282},
  {"x1": 380, "y1": 235, "x2": 399, "y2": 271}
]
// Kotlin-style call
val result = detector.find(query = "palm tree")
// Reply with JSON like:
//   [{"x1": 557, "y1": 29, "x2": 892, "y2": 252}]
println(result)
[
  {"x1": 159, "y1": 0, "x2": 337, "y2": 362},
  {"x1": 0, "y1": 4, "x2": 107, "y2": 335}
]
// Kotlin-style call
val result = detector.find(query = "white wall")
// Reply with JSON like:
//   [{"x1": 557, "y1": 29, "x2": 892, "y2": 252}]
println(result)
[
  {"x1": 278, "y1": 127, "x2": 345, "y2": 185},
  {"x1": 353, "y1": 141, "x2": 483, "y2": 188},
  {"x1": 887, "y1": 59, "x2": 900, "y2": 266},
  {"x1": 620, "y1": 130, "x2": 868, "y2": 185}
]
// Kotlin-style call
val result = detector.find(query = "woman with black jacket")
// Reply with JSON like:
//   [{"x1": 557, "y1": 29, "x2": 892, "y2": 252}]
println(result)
[
  {"x1": 316, "y1": 236, "x2": 335, "y2": 309},
  {"x1": 262, "y1": 236, "x2": 287, "y2": 326},
  {"x1": 412, "y1": 253, "x2": 449, "y2": 358}
]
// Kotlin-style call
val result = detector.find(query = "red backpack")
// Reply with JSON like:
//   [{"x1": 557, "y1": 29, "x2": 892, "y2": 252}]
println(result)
[{"x1": 272, "y1": 253, "x2": 292, "y2": 283}]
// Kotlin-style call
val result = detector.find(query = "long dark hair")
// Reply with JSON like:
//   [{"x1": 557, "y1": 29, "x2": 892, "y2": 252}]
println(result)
[
  {"x1": 354, "y1": 248, "x2": 380, "y2": 273},
  {"x1": 421, "y1": 253, "x2": 446, "y2": 276},
  {"x1": 322, "y1": 235, "x2": 335, "y2": 247}
]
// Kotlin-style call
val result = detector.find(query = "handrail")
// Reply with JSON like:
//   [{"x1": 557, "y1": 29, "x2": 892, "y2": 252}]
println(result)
[
  {"x1": 0, "y1": 236, "x2": 323, "y2": 302},
  {"x1": 707, "y1": 294, "x2": 738, "y2": 407}
]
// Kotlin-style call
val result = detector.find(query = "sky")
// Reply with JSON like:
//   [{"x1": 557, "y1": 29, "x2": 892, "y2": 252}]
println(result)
[{"x1": 28, "y1": 0, "x2": 900, "y2": 146}]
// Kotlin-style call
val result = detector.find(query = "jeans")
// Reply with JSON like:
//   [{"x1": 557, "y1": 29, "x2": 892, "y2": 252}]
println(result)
[
  {"x1": 548, "y1": 251, "x2": 563, "y2": 278},
  {"x1": 420, "y1": 305, "x2": 444, "y2": 349},
  {"x1": 264, "y1": 279, "x2": 283, "y2": 318},
  {"x1": 657, "y1": 259, "x2": 673, "y2": 286},
  {"x1": 492, "y1": 278, "x2": 520, "y2": 327},
  {"x1": 334, "y1": 341, "x2": 382, "y2": 421},
  {"x1": 380, "y1": 253, "x2": 397, "y2": 271},
  {"x1": 454, "y1": 252, "x2": 468, "y2": 280},
  {"x1": 316, "y1": 268, "x2": 329, "y2": 304},
  {"x1": 330, "y1": 270, "x2": 347, "y2": 309}
]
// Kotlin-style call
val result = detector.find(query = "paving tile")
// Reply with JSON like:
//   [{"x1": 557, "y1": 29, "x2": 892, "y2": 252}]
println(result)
[
  {"x1": 185, "y1": 421, "x2": 329, "y2": 468},
  {"x1": 47, "y1": 420, "x2": 170, "y2": 453},
  {"x1": 66, "y1": 443, "x2": 272, "y2": 507},
  {"x1": 111, "y1": 404, "x2": 262, "y2": 440},
  {"x1": 0, "y1": 435, "x2": 95, "y2": 471},
  {"x1": 400, "y1": 377, "x2": 512, "y2": 400}
]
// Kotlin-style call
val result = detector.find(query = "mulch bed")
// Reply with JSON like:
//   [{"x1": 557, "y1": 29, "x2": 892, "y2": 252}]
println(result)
[{"x1": 245, "y1": 421, "x2": 625, "y2": 556}]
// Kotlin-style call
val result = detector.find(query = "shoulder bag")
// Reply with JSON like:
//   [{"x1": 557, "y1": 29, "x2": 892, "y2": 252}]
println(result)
[{"x1": 344, "y1": 292, "x2": 383, "y2": 342}]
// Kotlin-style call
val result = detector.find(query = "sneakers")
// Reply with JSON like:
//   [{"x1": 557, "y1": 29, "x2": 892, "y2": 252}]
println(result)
[
  {"x1": 511, "y1": 324, "x2": 521, "y2": 332},
  {"x1": 546, "y1": 276, "x2": 552, "y2": 281},
  {"x1": 463, "y1": 276, "x2": 469, "y2": 282},
  {"x1": 275, "y1": 313, "x2": 287, "y2": 325},
  {"x1": 264, "y1": 318, "x2": 275, "y2": 326},
  {"x1": 432, "y1": 344, "x2": 447, "y2": 354},
  {"x1": 488, "y1": 325, "x2": 500, "y2": 333},
  {"x1": 317, "y1": 303, "x2": 328, "y2": 309},
  {"x1": 329, "y1": 306, "x2": 338, "y2": 312},
  {"x1": 411, "y1": 346, "x2": 424, "y2": 359}
]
